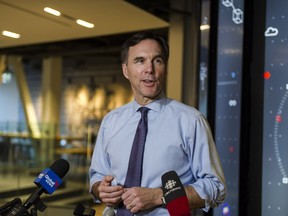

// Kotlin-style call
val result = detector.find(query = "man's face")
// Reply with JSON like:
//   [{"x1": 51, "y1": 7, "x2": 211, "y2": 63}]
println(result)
[{"x1": 122, "y1": 39, "x2": 167, "y2": 105}]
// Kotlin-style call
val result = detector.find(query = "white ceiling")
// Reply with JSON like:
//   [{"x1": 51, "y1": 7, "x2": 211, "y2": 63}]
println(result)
[{"x1": 0, "y1": 0, "x2": 169, "y2": 49}]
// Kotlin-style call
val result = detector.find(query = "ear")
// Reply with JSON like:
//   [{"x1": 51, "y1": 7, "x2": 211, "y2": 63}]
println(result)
[{"x1": 122, "y1": 63, "x2": 129, "y2": 79}]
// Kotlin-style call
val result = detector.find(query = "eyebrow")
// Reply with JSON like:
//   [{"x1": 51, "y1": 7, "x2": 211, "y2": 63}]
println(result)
[
  {"x1": 153, "y1": 54, "x2": 164, "y2": 60},
  {"x1": 133, "y1": 54, "x2": 163, "y2": 61},
  {"x1": 133, "y1": 56, "x2": 144, "y2": 62}
]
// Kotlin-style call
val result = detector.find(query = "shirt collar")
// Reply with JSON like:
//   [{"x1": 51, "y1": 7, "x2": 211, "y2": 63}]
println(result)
[{"x1": 132, "y1": 93, "x2": 167, "y2": 114}]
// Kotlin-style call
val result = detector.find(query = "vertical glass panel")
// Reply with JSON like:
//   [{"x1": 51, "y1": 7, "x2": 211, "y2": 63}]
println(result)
[
  {"x1": 214, "y1": 0, "x2": 244, "y2": 215},
  {"x1": 262, "y1": 0, "x2": 288, "y2": 215}
]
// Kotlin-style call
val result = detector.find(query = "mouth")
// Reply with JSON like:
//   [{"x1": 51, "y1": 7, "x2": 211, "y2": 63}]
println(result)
[
  {"x1": 142, "y1": 79, "x2": 156, "y2": 86},
  {"x1": 143, "y1": 79, "x2": 155, "y2": 83}
]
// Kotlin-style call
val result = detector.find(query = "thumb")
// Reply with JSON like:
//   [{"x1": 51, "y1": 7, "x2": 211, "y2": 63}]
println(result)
[{"x1": 104, "y1": 175, "x2": 114, "y2": 183}]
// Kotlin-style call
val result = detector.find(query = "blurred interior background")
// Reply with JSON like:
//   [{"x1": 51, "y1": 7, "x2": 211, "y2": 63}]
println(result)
[{"x1": 0, "y1": 0, "x2": 282, "y2": 216}]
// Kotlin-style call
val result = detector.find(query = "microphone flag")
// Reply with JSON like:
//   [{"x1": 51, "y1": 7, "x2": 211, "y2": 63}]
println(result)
[{"x1": 34, "y1": 168, "x2": 62, "y2": 194}]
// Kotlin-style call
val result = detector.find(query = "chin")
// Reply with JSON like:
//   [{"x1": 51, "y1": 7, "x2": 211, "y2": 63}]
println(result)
[
  {"x1": 141, "y1": 88, "x2": 161, "y2": 98},
  {"x1": 144, "y1": 93, "x2": 161, "y2": 100}
]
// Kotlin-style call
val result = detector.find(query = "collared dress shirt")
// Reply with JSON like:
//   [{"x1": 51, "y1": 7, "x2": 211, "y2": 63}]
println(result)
[{"x1": 89, "y1": 97, "x2": 226, "y2": 215}]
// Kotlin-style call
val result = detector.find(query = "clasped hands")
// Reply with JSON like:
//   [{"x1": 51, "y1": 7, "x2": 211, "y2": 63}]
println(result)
[{"x1": 97, "y1": 176, "x2": 162, "y2": 214}]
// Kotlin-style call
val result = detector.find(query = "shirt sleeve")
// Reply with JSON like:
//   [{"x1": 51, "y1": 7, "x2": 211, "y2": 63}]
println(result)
[
  {"x1": 189, "y1": 114, "x2": 226, "y2": 211},
  {"x1": 89, "y1": 119, "x2": 109, "y2": 201}
]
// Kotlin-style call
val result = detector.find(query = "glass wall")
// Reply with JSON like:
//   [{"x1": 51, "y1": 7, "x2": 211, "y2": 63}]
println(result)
[
  {"x1": 213, "y1": 0, "x2": 244, "y2": 215},
  {"x1": 0, "y1": 55, "x2": 132, "y2": 216}
]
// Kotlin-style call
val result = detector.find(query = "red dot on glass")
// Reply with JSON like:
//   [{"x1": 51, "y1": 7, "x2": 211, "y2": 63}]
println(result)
[
  {"x1": 276, "y1": 115, "x2": 282, "y2": 122},
  {"x1": 264, "y1": 71, "x2": 271, "y2": 80}
]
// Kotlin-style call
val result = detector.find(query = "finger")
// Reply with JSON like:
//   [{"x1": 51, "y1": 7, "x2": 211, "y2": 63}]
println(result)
[
  {"x1": 102, "y1": 194, "x2": 123, "y2": 205},
  {"x1": 100, "y1": 188, "x2": 124, "y2": 200},
  {"x1": 103, "y1": 175, "x2": 114, "y2": 182},
  {"x1": 100, "y1": 184, "x2": 123, "y2": 192},
  {"x1": 100, "y1": 181, "x2": 110, "y2": 187},
  {"x1": 127, "y1": 202, "x2": 139, "y2": 214},
  {"x1": 121, "y1": 190, "x2": 133, "y2": 203}
]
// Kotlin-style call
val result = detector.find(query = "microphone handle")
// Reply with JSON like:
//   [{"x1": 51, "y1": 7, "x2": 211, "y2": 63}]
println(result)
[{"x1": 23, "y1": 187, "x2": 44, "y2": 209}]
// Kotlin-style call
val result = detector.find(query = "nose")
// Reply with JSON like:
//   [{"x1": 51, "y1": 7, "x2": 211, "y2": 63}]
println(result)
[{"x1": 145, "y1": 61, "x2": 154, "y2": 74}]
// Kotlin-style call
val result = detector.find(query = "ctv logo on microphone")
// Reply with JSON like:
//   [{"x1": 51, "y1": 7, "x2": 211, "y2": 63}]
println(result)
[{"x1": 34, "y1": 168, "x2": 62, "y2": 194}]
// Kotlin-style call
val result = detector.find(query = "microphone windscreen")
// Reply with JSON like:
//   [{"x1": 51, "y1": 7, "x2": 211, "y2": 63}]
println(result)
[
  {"x1": 50, "y1": 158, "x2": 70, "y2": 178},
  {"x1": 161, "y1": 170, "x2": 190, "y2": 216},
  {"x1": 34, "y1": 159, "x2": 70, "y2": 194},
  {"x1": 103, "y1": 207, "x2": 115, "y2": 216}
]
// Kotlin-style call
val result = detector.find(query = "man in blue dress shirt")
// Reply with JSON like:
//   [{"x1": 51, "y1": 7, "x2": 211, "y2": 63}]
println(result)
[{"x1": 89, "y1": 31, "x2": 226, "y2": 215}]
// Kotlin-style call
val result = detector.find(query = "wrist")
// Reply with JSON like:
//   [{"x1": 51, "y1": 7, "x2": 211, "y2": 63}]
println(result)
[
  {"x1": 91, "y1": 181, "x2": 101, "y2": 201},
  {"x1": 155, "y1": 188, "x2": 165, "y2": 207}
]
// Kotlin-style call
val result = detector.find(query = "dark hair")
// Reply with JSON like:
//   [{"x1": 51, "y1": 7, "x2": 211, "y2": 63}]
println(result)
[{"x1": 120, "y1": 31, "x2": 169, "y2": 64}]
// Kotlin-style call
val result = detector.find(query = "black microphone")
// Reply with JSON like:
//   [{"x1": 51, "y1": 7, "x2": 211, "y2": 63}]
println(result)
[
  {"x1": 73, "y1": 203, "x2": 96, "y2": 216},
  {"x1": 6, "y1": 159, "x2": 70, "y2": 216},
  {"x1": 0, "y1": 198, "x2": 22, "y2": 216},
  {"x1": 24, "y1": 158, "x2": 70, "y2": 209},
  {"x1": 161, "y1": 170, "x2": 190, "y2": 216}
]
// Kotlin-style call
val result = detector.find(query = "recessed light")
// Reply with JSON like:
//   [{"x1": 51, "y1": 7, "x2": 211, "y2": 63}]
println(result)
[
  {"x1": 2, "y1": 30, "x2": 20, "y2": 39},
  {"x1": 200, "y1": 24, "x2": 210, "y2": 31},
  {"x1": 44, "y1": 7, "x2": 61, "y2": 16},
  {"x1": 76, "y1": 19, "x2": 94, "y2": 28},
  {"x1": 43, "y1": 7, "x2": 94, "y2": 28}
]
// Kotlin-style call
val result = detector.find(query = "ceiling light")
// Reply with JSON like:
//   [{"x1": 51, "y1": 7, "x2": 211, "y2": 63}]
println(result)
[
  {"x1": 43, "y1": 7, "x2": 94, "y2": 28},
  {"x1": 200, "y1": 25, "x2": 210, "y2": 31},
  {"x1": 2, "y1": 30, "x2": 20, "y2": 39},
  {"x1": 76, "y1": 19, "x2": 94, "y2": 28},
  {"x1": 44, "y1": 7, "x2": 61, "y2": 16}
]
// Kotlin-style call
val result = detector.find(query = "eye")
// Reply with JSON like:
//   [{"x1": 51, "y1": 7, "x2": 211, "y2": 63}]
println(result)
[{"x1": 153, "y1": 57, "x2": 164, "y2": 65}]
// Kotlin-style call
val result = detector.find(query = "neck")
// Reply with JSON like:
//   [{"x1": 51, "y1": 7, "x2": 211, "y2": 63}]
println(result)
[{"x1": 136, "y1": 92, "x2": 165, "y2": 106}]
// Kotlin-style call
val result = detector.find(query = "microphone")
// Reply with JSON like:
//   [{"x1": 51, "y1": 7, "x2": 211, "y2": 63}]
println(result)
[
  {"x1": 73, "y1": 203, "x2": 96, "y2": 216},
  {"x1": 6, "y1": 159, "x2": 70, "y2": 216},
  {"x1": 102, "y1": 207, "x2": 115, "y2": 216},
  {"x1": 161, "y1": 170, "x2": 190, "y2": 216},
  {"x1": 23, "y1": 158, "x2": 70, "y2": 209},
  {"x1": 0, "y1": 198, "x2": 22, "y2": 215}
]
